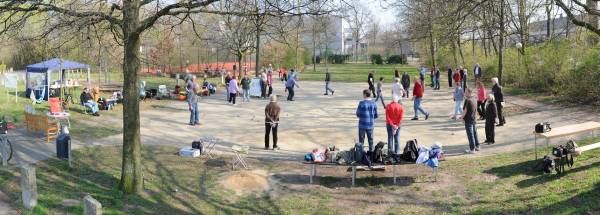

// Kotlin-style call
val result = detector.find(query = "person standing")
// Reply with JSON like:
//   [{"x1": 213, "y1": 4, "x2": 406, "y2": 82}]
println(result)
[
  {"x1": 356, "y1": 89, "x2": 378, "y2": 156},
  {"x1": 401, "y1": 72, "x2": 410, "y2": 98},
  {"x1": 375, "y1": 77, "x2": 386, "y2": 107},
  {"x1": 265, "y1": 95, "x2": 281, "y2": 150},
  {"x1": 491, "y1": 77, "x2": 506, "y2": 126},
  {"x1": 476, "y1": 81, "x2": 486, "y2": 120},
  {"x1": 420, "y1": 65, "x2": 427, "y2": 91},
  {"x1": 267, "y1": 70, "x2": 273, "y2": 97},
  {"x1": 224, "y1": 73, "x2": 232, "y2": 101},
  {"x1": 460, "y1": 89, "x2": 480, "y2": 154},
  {"x1": 460, "y1": 67, "x2": 468, "y2": 91},
  {"x1": 411, "y1": 78, "x2": 430, "y2": 120},
  {"x1": 385, "y1": 95, "x2": 404, "y2": 158},
  {"x1": 260, "y1": 72, "x2": 267, "y2": 99},
  {"x1": 228, "y1": 76, "x2": 239, "y2": 105},
  {"x1": 394, "y1": 69, "x2": 400, "y2": 79},
  {"x1": 473, "y1": 63, "x2": 483, "y2": 81},
  {"x1": 447, "y1": 66, "x2": 453, "y2": 88},
  {"x1": 368, "y1": 71, "x2": 376, "y2": 97},
  {"x1": 285, "y1": 71, "x2": 299, "y2": 101},
  {"x1": 452, "y1": 83, "x2": 464, "y2": 120},
  {"x1": 391, "y1": 78, "x2": 404, "y2": 103},
  {"x1": 484, "y1": 94, "x2": 497, "y2": 144},
  {"x1": 186, "y1": 75, "x2": 200, "y2": 126},
  {"x1": 434, "y1": 67, "x2": 441, "y2": 90},
  {"x1": 429, "y1": 67, "x2": 435, "y2": 87},
  {"x1": 324, "y1": 69, "x2": 335, "y2": 95},
  {"x1": 278, "y1": 69, "x2": 283, "y2": 80},
  {"x1": 241, "y1": 74, "x2": 251, "y2": 102}
]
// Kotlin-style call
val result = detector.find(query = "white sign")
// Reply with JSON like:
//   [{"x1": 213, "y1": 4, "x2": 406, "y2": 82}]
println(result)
[{"x1": 5, "y1": 74, "x2": 17, "y2": 89}]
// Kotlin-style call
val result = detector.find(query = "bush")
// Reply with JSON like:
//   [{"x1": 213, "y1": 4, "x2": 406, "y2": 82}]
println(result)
[
  {"x1": 328, "y1": 54, "x2": 350, "y2": 64},
  {"x1": 387, "y1": 55, "x2": 407, "y2": 64},
  {"x1": 370, "y1": 54, "x2": 383, "y2": 64}
]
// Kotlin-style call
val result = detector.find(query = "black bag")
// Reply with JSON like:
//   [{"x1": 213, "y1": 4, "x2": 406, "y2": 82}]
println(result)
[
  {"x1": 535, "y1": 122, "x2": 551, "y2": 133},
  {"x1": 542, "y1": 155, "x2": 554, "y2": 174},
  {"x1": 56, "y1": 133, "x2": 70, "y2": 159},
  {"x1": 373, "y1": 142, "x2": 386, "y2": 164},
  {"x1": 192, "y1": 140, "x2": 203, "y2": 154},
  {"x1": 401, "y1": 139, "x2": 419, "y2": 162},
  {"x1": 552, "y1": 145, "x2": 564, "y2": 157}
]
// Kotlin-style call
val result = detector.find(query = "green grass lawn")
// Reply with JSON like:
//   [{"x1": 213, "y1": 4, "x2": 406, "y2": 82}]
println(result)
[
  {"x1": 0, "y1": 137, "x2": 598, "y2": 214},
  {"x1": 298, "y1": 64, "x2": 419, "y2": 82}
]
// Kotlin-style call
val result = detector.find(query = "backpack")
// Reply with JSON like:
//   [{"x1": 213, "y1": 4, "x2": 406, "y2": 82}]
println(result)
[
  {"x1": 535, "y1": 122, "x2": 551, "y2": 133},
  {"x1": 401, "y1": 139, "x2": 419, "y2": 162},
  {"x1": 192, "y1": 140, "x2": 203, "y2": 155},
  {"x1": 542, "y1": 155, "x2": 554, "y2": 173},
  {"x1": 373, "y1": 142, "x2": 386, "y2": 164}
]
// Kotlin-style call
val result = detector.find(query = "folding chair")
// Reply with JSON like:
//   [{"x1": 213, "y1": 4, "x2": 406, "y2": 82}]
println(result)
[
  {"x1": 231, "y1": 145, "x2": 250, "y2": 170},
  {"x1": 197, "y1": 136, "x2": 217, "y2": 159}
]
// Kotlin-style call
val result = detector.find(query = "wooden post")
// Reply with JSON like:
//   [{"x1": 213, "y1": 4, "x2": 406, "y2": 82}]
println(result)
[{"x1": 20, "y1": 165, "x2": 37, "y2": 210}]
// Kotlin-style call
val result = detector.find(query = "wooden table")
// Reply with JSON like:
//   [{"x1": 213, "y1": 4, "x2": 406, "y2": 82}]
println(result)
[{"x1": 534, "y1": 121, "x2": 600, "y2": 159}]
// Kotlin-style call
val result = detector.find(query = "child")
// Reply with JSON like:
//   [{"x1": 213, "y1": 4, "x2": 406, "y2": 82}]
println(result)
[
  {"x1": 484, "y1": 94, "x2": 497, "y2": 144},
  {"x1": 452, "y1": 82, "x2": 464, "y2": 120}
]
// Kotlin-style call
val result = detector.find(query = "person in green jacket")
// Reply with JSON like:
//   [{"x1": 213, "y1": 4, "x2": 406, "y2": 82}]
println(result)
[{"x1": 241, "y1": 74, "x2": 251, "y2": 102}]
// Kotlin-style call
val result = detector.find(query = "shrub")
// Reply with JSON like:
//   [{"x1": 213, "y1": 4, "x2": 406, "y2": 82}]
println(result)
[
  {"x1": 370, "y1": 54, "x2": 383, "y2": 65},
  {"x1": 386, "y1": 55, "x2": 407, "y2": 64},
  {"x1": 328, "y1": 54, "x2": 350, "y2": 64}
]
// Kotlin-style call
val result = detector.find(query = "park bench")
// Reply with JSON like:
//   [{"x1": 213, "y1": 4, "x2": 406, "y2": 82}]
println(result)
[
  {"x1": 534, "y1": 121, "x2": 600, "y2": 159},
  {"x1": 303, "y1": 162, "x2": 438, "y2": 187}
]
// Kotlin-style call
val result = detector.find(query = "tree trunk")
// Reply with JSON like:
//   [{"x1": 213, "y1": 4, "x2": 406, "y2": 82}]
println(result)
[
  {"x1": 498, "y1": 0, "x2": 505, "y2": 85},
  {"x1": 255, "y1": 27, "x2": 261, "y2": 77},
  {"x1": 451, "y1": 40, "x2": 458, "y2": 66},
  {"x1": 428, "y1": 29, "x2": 436, "y2": 68},
  {"x1": 546, "y1": 0, "x2": 552, "y2": 40},
  {"x1": 237, "y1": 52, "x2": 243, "y2": 78},
  {"x1": 119, "y1": 0, "x2": 143, "y2": 194},
  {"x1": 518, "y1": 0, "x2": 528, "y2": 54},
  {"x1": 457, "y1": 37, "x2": 465, "y2": 66}
]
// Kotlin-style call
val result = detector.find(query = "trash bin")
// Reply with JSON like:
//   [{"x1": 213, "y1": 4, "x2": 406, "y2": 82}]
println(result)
[{"x1": 56, "y1": 133, "x2": 70, "y2": 159}]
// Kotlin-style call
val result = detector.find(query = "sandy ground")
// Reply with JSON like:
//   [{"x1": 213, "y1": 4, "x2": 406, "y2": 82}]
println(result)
[
  {"x1": 2, "y1": 80, "x2": 599, "y2": 213},
  {"x1": 6, "y1": 80, "x2": 600, "y2": 164}
]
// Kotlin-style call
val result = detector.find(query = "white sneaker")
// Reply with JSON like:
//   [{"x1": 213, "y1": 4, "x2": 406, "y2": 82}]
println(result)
[
  {"x1": 475, "y1": 146, "x2": 480, "y2": 151},
  {"x1": 465, "y1": 149, "x2": 475, "y2": 154}
]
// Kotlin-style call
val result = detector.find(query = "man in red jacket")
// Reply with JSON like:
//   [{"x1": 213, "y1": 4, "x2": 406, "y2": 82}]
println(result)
[
  {"x1": 386, "y1": 95, "x2": 404, "y2": 157},
  {"x1": 411, "y1": 77, "x2": 430, "y2": 120}
]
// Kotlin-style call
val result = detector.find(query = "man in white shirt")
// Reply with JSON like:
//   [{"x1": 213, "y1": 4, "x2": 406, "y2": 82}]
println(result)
[{"x1": 391, "y1": 78, "x2": 404, "y2": 104}]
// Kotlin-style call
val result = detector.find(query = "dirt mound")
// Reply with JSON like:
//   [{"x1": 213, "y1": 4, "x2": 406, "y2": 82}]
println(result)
[{"x1": 220, "y1": 170, "x2": 269, "y2": 196}]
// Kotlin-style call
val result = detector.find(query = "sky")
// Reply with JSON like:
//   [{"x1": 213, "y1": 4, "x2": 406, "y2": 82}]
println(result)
[{"x1": 366, "y1": 0, "x2": 397, "y2": 27}]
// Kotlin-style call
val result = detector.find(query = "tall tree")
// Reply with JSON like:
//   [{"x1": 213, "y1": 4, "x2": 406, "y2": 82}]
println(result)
[{"x1": 0, "y1": 0, "x2": 339, "y2": 195}]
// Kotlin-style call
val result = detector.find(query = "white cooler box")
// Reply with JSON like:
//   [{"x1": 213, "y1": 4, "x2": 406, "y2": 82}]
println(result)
[{"x1": 179, "y1": 147, "x2": 201, "y2": 158}]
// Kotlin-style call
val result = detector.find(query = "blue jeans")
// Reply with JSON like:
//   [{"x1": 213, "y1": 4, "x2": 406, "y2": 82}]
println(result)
[
  {"x1": 453, "y1": 100, "x2": 463, "y2": 118},
  {"x1": 325, "y1": 81, "x2": 334, "y2": 94},
  {"x1": 243, "y1": 89, "x2": 250, "y2": 102},
  {"x1": 189, "y1": 102, "x2": 199, "y2": 124},
  {"x1": 465, "y1": 122, "x2": 480, "y2": 150},
  {"x1": 386, "y1": 124, "x2": 401, "y2": 156},
  {"x1": 413, "y1": 98, "x2": 429, "y2": 118},
  {"x1": 375, "y1": 90, "x2": 385, "y2": 107},
  {"x1": 84, "y1": 102, "x2": 99, "y2": 113},
  {"x1": 357, "y1": 128, "x2": 374, "y2": 153}
]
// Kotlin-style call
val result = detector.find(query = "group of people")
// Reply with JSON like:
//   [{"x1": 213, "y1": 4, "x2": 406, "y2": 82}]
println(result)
[{"x1": 355, "y1": 64, "x2": 506, "y2": 156}]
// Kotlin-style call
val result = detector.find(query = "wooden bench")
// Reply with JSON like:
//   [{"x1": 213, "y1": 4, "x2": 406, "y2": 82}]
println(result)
[
  {"x1": 534, "y1": 121, "x2": 600, "y2": 159},
  {"x1": 303, "y1": 162, "x2": 438, "y2": 186}
]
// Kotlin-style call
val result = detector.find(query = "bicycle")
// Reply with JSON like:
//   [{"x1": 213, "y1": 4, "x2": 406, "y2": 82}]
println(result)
[{"x1": 0, "y1": 119, "x2": 13, "y2": 163}]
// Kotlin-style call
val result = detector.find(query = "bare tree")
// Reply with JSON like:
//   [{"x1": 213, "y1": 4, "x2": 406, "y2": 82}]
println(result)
[
  {"x1": 346, "y1": 1, "x2": 371, "y2": 62},
  {"x1": 0, "y1": 0, "x2": 340, "y2": 195}
]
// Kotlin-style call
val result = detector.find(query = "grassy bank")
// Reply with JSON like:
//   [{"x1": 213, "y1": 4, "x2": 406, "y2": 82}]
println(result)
[{"x1": 0, "y1": 136, "x2": 598, "y2": 214}]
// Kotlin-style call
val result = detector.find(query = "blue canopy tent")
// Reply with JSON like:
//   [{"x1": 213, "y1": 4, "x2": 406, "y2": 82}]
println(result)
[{"x1": 26, "y1": 58, "x2": 90, "y2": 101}]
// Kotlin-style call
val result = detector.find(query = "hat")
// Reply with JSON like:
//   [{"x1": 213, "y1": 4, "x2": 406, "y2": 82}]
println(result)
[
  {"x1": 270, "y1": 95, "x2": 277, "y2": 102},
  {"x1": 432, "y1": 142, "x2": 442, "y2": 150}
]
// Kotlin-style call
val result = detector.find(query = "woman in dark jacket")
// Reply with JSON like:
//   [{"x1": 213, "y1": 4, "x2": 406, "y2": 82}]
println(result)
[{"x1": 484, "y1": 93, "x2": 497, "y2": 144}]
